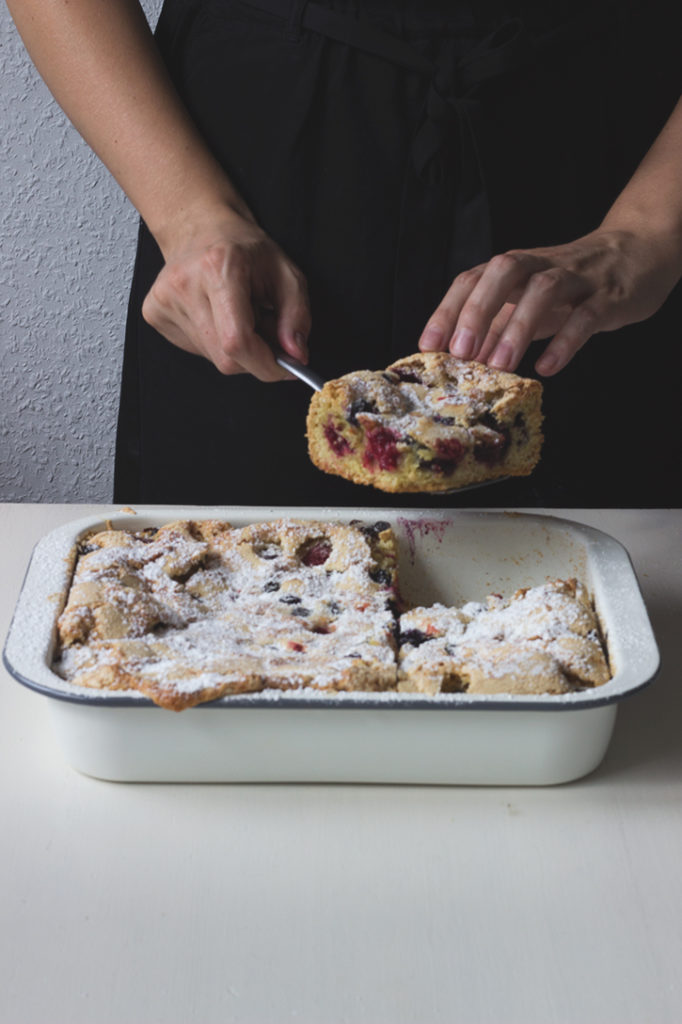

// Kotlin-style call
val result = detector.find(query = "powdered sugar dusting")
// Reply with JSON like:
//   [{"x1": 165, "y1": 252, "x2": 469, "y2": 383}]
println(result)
[
  {"x1": 54, "y1": 519, "x2": 399, "y2": 709},
  {"x1": 399, "y1": 580, "x2": 611, "y2": 696}
]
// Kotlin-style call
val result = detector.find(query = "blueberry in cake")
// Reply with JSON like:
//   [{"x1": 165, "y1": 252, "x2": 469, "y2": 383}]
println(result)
[{"x1": 306, "y1": 352, "x2": 543, "y2": 492}]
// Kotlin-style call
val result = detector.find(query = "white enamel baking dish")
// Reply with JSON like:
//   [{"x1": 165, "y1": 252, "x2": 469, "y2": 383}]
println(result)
[{"x1": 3, "y1": 508, "x2": 659, "y2": 785}]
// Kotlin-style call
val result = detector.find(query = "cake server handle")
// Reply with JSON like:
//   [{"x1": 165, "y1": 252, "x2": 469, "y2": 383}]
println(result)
[{"x1": 276, "y1": 353, "x2": 326, "y2": 392}]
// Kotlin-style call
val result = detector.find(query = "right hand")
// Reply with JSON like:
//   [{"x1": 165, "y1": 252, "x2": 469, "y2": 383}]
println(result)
[{"x1": 142, "y1": 207, "x2": 311, "y2": 381}]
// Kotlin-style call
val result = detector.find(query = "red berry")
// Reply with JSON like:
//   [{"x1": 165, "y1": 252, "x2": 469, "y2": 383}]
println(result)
[
  {"x1": 324, "y1": 420, "x2": 352, "y2": 457},
  {"x1": 302, "y1": 540, "x2": 332, "y2": 566},
  {"x1": 435, "y1": 438, "x2": 464, "y2": 464},
  {"x1": 363, "y1": 426, "x2": 400, "y2": 471}
]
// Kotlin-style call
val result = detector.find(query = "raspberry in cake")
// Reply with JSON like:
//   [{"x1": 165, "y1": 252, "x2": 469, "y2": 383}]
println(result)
[
  {"x1": 397, "y1": 579, "x2": 610, "y2": 696},
  {"x1": 306, "y1": 352, "x2": 543, "y2": 492},
  {"x1": 54, "y1": 519, "x2": 400, "y2": 710}
]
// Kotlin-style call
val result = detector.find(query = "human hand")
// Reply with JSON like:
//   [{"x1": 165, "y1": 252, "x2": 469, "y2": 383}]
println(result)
[
  {"x1": 418, "y1": 229, "x2": 682, "y2": 375},
  {"x1": 142, "y1": 207, "x2": 311, "y2": 381}
]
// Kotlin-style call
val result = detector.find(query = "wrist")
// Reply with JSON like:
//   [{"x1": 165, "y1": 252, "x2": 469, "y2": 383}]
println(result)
[
  {"x1": 598, "y1": 214, "x2": 682, "y2": 271},
  {"x1": 600, "y1": 196, "x2": 682, "y2": 268},
  {"x1": 150, "y1": 185, "x2": 257, "y2": 260}
]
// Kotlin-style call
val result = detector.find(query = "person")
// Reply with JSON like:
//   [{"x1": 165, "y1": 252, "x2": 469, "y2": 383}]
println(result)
[{"x1": 7, "y1": 0, "x2": 682, "y2": 507}]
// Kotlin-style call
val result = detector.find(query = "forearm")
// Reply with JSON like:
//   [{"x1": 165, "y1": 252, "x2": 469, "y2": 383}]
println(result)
[
  {"x1": 6, "y1": 0, "x2": 251, "y2": 255},
  {"x1": 601, "y1": 96, "x2": 682, "y2": 265}
]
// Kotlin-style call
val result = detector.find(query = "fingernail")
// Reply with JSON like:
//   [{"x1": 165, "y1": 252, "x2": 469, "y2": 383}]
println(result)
[
  {"x1": 420, "y1": 326, "x2": 444, "y2": 351},
  {"x1": 489, "y1": 341, "x2": 514, "y2": 371},
  {"x1": 451, "y1": 328, "x2": 475, "y2": 359},
  {"x1": 536, "y1": 354, "x2": 558, "y2": 375},
  {"x1": 293, "y1": 331, "x2": 307, "y2": 357}
]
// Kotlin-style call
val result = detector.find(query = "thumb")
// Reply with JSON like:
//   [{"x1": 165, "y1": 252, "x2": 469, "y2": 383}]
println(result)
[{"x1": 273, "y1": 263, "x2": 312, "y2": 363}]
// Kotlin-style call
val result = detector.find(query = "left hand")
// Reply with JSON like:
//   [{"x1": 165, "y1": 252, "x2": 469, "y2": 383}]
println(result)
[{"x1": 418, "y1": 228, "x2": 682, "y2": 375}]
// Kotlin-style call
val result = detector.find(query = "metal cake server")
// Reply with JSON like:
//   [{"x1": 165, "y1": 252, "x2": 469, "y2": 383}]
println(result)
[
  {"x1": 277, "y1": 353, "x2": 509, "y2": 494},
  {"x1": 277, "y1": 352, "x2": 325, "y2": 390}
]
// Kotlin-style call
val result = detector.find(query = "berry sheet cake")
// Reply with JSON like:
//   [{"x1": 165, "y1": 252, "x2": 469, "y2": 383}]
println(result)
[
  {"x1": 306, "y1": 352, "x2": 543, "y2": 492},
  {"x1": 53, "y1": 520, "x2": 610, "y2": 710}
]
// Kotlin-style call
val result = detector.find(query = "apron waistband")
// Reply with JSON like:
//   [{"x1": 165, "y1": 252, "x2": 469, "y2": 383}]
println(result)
[{"x1": 243, "y1": 0, "x2": 434, "y2": 71}]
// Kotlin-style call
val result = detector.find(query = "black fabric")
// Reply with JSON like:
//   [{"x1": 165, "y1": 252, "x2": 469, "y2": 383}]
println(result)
[{"x1": 115, "y1": 0, "x2": 682, "y2": 507}]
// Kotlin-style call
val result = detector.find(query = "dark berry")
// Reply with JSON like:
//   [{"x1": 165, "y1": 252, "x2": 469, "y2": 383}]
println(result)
[
  {"x1": 279, "y1": 594, "x2": 302, "y2": 604},
  {"x1": 357, "y1": 519, "x2": 391, "y2": 538},
  {"x1": 327, "y1": 600, "x2": 342, "y2": 615},
  {"x1": 369, "y1": 568, "x2": 392, "y2": 586},
  {"x1": 291, "y1": 606, "x2": 311, "y2": 617},
  {"x1": 324, "y1": 420, "x2": 352, "y2": 457},
  {"x1": 478, "y1": 411, "x2": 500, "y2": 430},
  {"x1": 301, "y1": 540, "x2": 332, "y2": 566},
  {"x1": 435, "y1": 438, "x2": 464, "y2": 463},
  {"x1": 263, "y1": 580, "x2": 280, "y2": 593},
  {"x1": 347, "y1": 398, "x2": 377, "y2": 425},
  {"x1": 393, "y1": 368, "x2": 422, "y2": 384},
  {"x1": 417, "y1": 437, "x2": 465, "y2": 475},
  {"x1": 77, "y1": 542, "x2": 98, "y2": 556},
  {"x1": 418, "y1": 457, "x2": 458, "y2": 476},
  {"x1": 474, "y1": 429, "x2": 510, "y2": 465},
  {"x1": 399, "y1": 629, "x2": 431, "y2": 647},
  {"x1": 433, "y1": 415, "x2": 455, "y2": 425},
  {"x1": 347, "y1": 652, "x2": 362, "y2": 659},
  {"x1": 363, "y1": 425, "x2": 400, "y2": 472}
]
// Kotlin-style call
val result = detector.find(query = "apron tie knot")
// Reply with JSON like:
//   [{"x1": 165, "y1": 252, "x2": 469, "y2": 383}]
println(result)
[{"x1": 411, "y1": 18, "x2": 531, "y2": 188}]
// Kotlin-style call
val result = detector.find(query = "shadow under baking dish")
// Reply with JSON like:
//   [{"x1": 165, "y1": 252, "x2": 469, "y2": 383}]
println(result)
[{"x1": 3, "y1": 508, "x2": 659, "y2": 784}]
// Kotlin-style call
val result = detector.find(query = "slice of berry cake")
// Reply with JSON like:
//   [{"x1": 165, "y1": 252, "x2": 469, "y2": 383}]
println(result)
[
  {"x1": 306, "y1": 352, "x2": 543, "y2": 492},
  {"x1": 54, "y1": 518, "x2": 400, "y2": 710},
  {"x1": 397, "y1": 579, "x2": 610, "y2": 696}
]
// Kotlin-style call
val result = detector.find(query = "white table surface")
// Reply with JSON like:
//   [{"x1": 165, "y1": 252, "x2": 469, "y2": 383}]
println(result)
[{"x1": 1, "y1": 504, "x2": 680, "y2": 1024}]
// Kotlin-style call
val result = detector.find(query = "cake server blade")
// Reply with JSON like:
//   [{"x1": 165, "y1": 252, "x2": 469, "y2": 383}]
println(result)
[{"x1": 276, "y1": 353, "x2": 325, "y2": 391}]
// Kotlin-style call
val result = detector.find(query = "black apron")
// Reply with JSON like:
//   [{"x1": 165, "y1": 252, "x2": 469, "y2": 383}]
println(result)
[{"x1": 115, "y1": 0, "x2": 682, "y2": 507}]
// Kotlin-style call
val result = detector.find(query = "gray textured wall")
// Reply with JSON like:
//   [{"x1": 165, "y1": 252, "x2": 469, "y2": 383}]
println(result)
[{"x1": 1, "y1": 1, "x2": 162, "y2": 502}]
